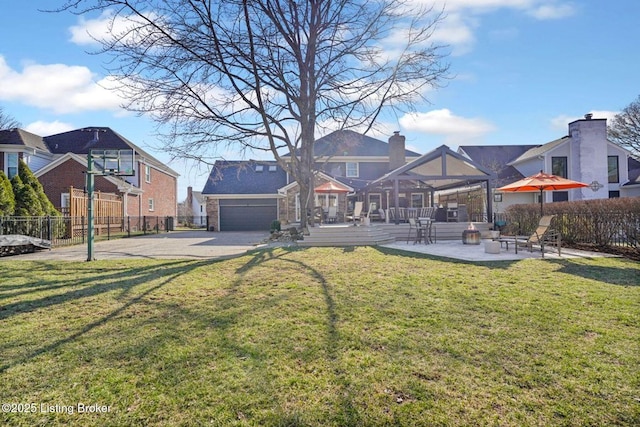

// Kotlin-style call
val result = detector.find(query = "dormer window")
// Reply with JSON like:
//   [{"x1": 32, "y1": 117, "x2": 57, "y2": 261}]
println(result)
[
  {"x1": 346, "y1": 162, "x2": 359, "y2": 177},
  {"x1": 269, "y1": 165, "x2": 277, "y2": 172},
  {"x1": 255, "y1": 165, "x2": 264, "y2": 172}
]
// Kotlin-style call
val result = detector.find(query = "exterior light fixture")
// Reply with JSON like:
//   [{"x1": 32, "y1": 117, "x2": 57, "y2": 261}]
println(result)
[{"x1": 589, "y1": 180, "x2": 604, "y2": 192}]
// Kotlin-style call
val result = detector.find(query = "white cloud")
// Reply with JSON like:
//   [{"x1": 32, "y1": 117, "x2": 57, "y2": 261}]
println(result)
[
  {"x1": 527, "y1": 3, "x2": 576, "y2": 20},
  {"x1": 399, "y1": 109, "x2": 495, "y2": 143},
  {"x1": 550, "y1": 110, "x2": 619, "y2": 131},
  {"x1": 406, "y1": 0, "x2": 576, "y2": 54},
  {"x1": 431, "y1": 13, "x2": 477, "y2": 56},
  {"x1": 25, "y1": 120, "x2": 75, "y2": 136},
  {"x1": 0, "y1": 56, "x2": 124, "y2": 114},
  {"x1": 69, "y1": 9, "x2": 164, "y2": 46}
]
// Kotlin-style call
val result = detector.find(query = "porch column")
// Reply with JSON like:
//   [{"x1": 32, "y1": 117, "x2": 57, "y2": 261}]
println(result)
[{"x1": 393, "y1": 178, "x2": 400, "y2": 225}]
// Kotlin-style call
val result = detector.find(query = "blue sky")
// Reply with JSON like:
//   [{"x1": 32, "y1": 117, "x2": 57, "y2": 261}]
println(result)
[{"x1": 1, "y1": 1, "x2": 638, "y2": 200}]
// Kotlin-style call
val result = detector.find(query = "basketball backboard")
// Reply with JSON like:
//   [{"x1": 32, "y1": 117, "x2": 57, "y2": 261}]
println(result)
[{"x1": 90, "y1": 149, "x2": 135, "y2": 176}]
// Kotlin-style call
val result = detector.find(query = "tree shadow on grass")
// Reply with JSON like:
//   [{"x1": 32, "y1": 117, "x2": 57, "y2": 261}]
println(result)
[
  {"x1": 226, "y1": 246, "x2": 363, "y2": 425},
  {"x1": 373, "y1": 245, "x2": 522, "y2": 270},
  {"x1": 0, "y1": 259, "x2": 211, "y2": 373},
  {"x1": 546, "y1": 258, "x2": 640, "y2": 286}
]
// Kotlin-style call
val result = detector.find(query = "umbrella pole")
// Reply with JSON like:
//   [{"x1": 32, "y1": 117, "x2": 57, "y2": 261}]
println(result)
[{"x1": 540, "y1": 188, "x2": 544, "y2": 217}]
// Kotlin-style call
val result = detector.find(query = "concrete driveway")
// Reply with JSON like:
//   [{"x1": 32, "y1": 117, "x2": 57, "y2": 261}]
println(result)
[{"x1": 1, "y1": 230, "x2": 275, "y2": 261}]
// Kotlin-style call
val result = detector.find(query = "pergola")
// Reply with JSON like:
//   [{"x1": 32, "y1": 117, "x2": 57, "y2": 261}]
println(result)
[{"x1": 366, "y1": 145, "x2": 497, "y2": 223}]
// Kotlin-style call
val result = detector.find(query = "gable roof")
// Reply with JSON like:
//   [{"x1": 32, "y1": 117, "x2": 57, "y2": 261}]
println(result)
[
  {"x1": 34, "y1": 152, "x2": 142, "y2": 194},
  {"x1": 0, "y1": 128, "x2": 50, "y2": 151},
  {"x1": 369, "y1": 144, "x2": 496, "y2": 191},
  {"x1": 44, "y1": 127, "x2": 179, "y2": 177},
  {"x1": 285, "y1": 129, "x2": 421, "y2": 158},
  {"x1": 191, "y1": 190, "x2": 206, "y2": 204},
  {"x1": 509, "y1": 137, "x2": 568, "y2": 164},
  {"x1": 202, "y1": 160, "x2": 287, "y2": 195},
  {"x1": 458, "y1": 144, "x2": 540, "y2": 185}
]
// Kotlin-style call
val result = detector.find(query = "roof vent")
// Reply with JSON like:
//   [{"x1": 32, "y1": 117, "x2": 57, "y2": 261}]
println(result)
[{"x1": 584, "y1": 113, "x2": 593, "y2": 120}]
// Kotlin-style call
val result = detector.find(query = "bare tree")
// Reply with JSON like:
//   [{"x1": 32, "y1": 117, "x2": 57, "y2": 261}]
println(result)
[
  {"x1": 0, "y1": 107, "x2": 21, "y2": 130},
  {"x1": 58, "y1": 0, "x2": 449, "y2": 228},
  {"x1": 608, "y1": 95, "x2": 640, "y2": 158}
]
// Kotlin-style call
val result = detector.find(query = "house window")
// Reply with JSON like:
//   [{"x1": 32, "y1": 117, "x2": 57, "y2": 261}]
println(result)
[
  {"x1": 551, "y1": 157, "x2": 568, "y2": 178},
  {"x1": 411, "y1": 193, "x2": 424, "y2": 208},
  {"x1": 6, "y1": 153, "x2": 18, "y2": 179},
  {"x1": 255, "y1": 165, "x2": 264, "y2": 172},
  {"x1": 148, "y1": 198, "x2": 155, "y2": 211},
  {"x1": 345, "y1": 162, "x2": 359, "y2": 177},
  {"x1": 552, "y1": 191, "x2": 568, "y2": 202},
  {"x1": 609, "y1": 191, "x2": 620, "y2": 198},
  {"x1": 608, "y1": 156, "x2": 619, "y2": 183},
  {"x1": 145, "y1": 165, "x2": 151, "y2": 183},
  {"x1": 268, "y1": 165, "x2": 277, "y2": 172}
]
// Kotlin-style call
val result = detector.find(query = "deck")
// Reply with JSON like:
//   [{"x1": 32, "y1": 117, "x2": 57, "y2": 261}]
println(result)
[{"x1": 297, "y1": 222, "x2": 491, "y2": 247}]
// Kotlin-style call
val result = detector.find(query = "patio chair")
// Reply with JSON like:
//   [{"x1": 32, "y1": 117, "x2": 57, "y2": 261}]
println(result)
[
  {"x1": 326, "y1": 206, "x2": 338, "y2": 223},
  {"x1": 346, "y1": 201, "x2": 364, "y2": 226},
  {"x1": 498, "y1": 215, "x2": 561, "y2": 258},
  {"x1": 407, "y1": 218, "x2": 420, "y2": 244}
]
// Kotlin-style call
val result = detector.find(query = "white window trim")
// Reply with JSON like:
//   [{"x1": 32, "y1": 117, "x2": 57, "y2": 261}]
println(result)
[
  {"x1": 148, "y1": 198, "x2": 155, "y2": 212},
  {"x1": 6, "y1": 153, "x2": 18, "y2": 179},
  {"x1": 345, "y1": 162, "x2": 359, "y2": 178},
  {"x1": 145, "y1": 165, "x2": 151, "y2": 183},
  {"x1": 411, "y1": 193, "x2": 424, "y2": 208}
]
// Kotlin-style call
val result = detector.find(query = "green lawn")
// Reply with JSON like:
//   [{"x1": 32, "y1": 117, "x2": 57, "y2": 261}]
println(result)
[{"x1": 1, "y1": 247, "x2": 638, "y2": 426}]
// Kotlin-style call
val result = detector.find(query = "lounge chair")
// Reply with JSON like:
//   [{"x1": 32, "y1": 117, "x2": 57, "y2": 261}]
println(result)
[
  {"x1": 346, "y1": 201, "x2": 364, "y2": 226},
  {"x1": 497, "y1": 215, "x2": 561, "y2": 258}
]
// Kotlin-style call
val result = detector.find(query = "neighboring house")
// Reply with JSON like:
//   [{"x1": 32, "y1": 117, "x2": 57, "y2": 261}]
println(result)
[
  {"x1": 459, "y1": 115, "x2": 640, "y2": 212},
  {"x1": 203, "y1": 130, "x2": 423, "y2": 231},
  {"x1": 185, "y1": 186, "x2": 208, "y2": 227},
  {"x1": 0, "y1": 126, "x2": 179, "y2": 218},
  {"x1": 0, "y1": 128, "x2": 54, "y2": 179}
]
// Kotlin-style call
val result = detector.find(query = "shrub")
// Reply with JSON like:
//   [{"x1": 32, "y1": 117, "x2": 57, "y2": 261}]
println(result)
[
  {"x1": 270, "y1": 220, "x2": 281, "y2": 232},
  {"x1": 504, "y1": 197, "x2": 640, "y2": 248}
]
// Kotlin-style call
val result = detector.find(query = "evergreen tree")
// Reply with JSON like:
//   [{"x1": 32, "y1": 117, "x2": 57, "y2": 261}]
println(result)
[
  {"x1": 12, "y1": 175, "x2": 42, "y2": 216},
  {"x1": 17, "y1": 160, "x2": 59, "y2": 216},
  {"x1": 0, "y1": 170, "x2": 15, "y2": 215}
]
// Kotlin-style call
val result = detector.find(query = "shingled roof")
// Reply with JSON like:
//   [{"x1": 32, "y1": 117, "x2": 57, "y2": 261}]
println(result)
[
  {"x1": 0, "y1": 128, "x2": 49, "y2": 151},
  {"x1": 458, "y1": 144, "x2": 540, "y2": 185},
  {"x1": 202, "y1": 160, "x2": 287, "y2": 195},
  {"x1": 286, "y1": 129, "x2": 420, "y2": 158},
  {"x1": 44, "y1": 127, "x2": 179, "y2": 177}
]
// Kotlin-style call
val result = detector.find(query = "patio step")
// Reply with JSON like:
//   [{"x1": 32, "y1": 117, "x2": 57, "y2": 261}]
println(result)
[
  {"x1": 376, "y1": 222, "x2": 491, "y2": 242},
  {"x1": 298, "y1": 224, "x2": 395, "y2": 247}
]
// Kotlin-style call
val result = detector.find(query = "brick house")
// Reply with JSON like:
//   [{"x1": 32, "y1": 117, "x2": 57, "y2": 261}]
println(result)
[{"x1": 0, "y1": 127, "x2": 178, "y2": 218}]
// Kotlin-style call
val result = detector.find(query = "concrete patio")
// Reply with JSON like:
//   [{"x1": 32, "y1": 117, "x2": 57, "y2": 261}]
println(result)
[{"x1": 381, "y1": 239, "x2": 615, "y2": 262}]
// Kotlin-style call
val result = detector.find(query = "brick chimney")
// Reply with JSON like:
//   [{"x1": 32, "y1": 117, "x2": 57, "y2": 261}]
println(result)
[{"x1": 388, "y1": 131, "x2": 406, "y2": 171}]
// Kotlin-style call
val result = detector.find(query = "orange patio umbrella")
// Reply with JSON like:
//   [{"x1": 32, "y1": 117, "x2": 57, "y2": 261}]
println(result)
[
  {"x1": 314, "y1": 181, "x2": 350, "y2": 194},
  {"x1": 496, "y1": 170, "x2": 588, "y2": 216}
]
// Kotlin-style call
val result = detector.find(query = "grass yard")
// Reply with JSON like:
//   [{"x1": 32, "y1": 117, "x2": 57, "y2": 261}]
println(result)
[{"x1": 0, "y1": 246, "x2": 638, "y2": 426}]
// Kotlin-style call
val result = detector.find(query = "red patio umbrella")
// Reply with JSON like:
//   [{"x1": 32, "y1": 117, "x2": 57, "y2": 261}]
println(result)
[{"x1": 496, "y1": 170, "x2": 588, "y2": 216}]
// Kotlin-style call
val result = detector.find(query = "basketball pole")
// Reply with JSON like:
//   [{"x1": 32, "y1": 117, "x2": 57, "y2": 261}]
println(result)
[{"x1": 87, "y1": 152, "x2": 95, "y2": 261}]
